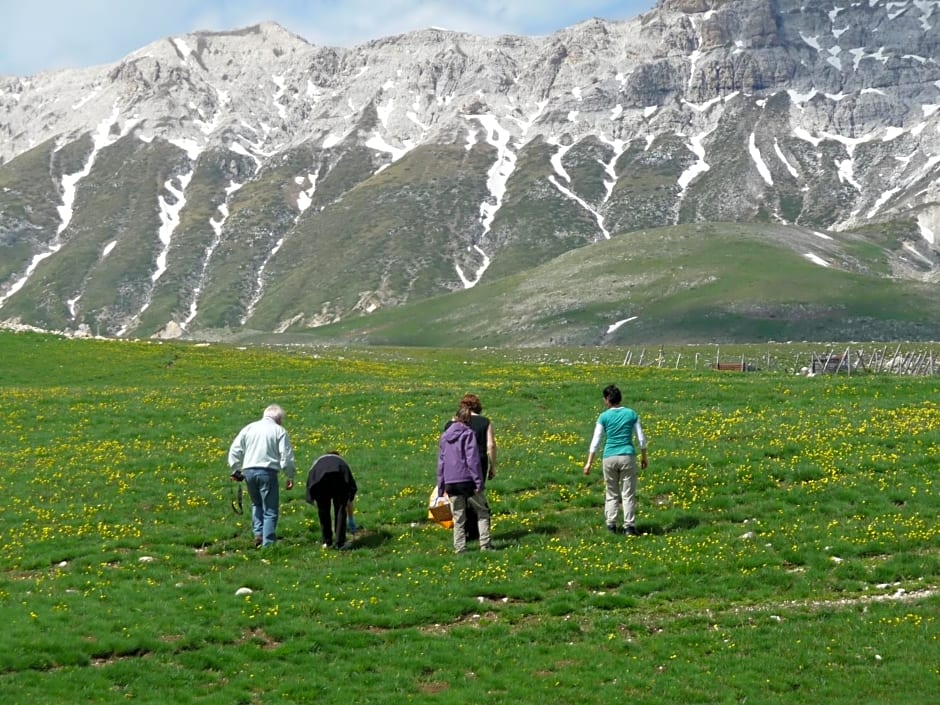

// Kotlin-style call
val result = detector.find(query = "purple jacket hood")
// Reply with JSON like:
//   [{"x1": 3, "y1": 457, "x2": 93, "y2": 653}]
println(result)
[{"x1": 437, "y1": 421, "x2": 483, "y2": 491}]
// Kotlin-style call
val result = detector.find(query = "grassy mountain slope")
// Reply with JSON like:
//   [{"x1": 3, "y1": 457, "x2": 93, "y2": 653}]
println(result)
[
  {"x1": 259, "y1": 221, "x2": 940, "y2": 346},
  {"x1": 134, "y1": 144, "x2": 256, "y2": 336},
  {"x1": 248, "y1": 141, "x2": 494, "y2": 330},
  {"x1": 1, "y1": 136, "x2": 180, "y2": 331}
]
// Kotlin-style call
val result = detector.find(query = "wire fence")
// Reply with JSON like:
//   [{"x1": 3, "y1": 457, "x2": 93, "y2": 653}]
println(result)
[{"x1": 620, "y1": 344, "x2": 938, "y2": 376}]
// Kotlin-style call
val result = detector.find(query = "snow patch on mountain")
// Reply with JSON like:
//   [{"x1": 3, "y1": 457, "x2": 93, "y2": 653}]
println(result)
[
  {"x1": 774, "y1": 140, "x2": 800, "y2": 179},
  {"x1": 919, "y1": 212, "x2": 937, "y2": 245},
  {"x1": 804, "y1": 253, "x2": 831, "y2": 267},
  {"x1": 549, "y1": 175, "x2": 610, "y2": 240},
  {"x1": 185, "y1": 181, "x2": 244, "y2": 327},
  {"x1": 366, "y1": 134, "x2": 413, "y2": 170},
  {"x1": 599, "y1": 137, "x2": 628, "y2": 204},
  {"x1": 296, "y1": 173, "x2": 317, "y2": 212},
  {"x1": 242, "y1": 235, "x2": 285, "y2": 325},
  {"x1": 749, "y1": 132, "x2": 773, "y2": 186},
  {"x1": 455, "y1": 246, "x2": 492, "y2": 288},
  {"x1": 152, "y1": 169, "x2": 195, "y2": 285},
  {"x1": 607, "y1": 316, "x2": 638, "y2": 334},
  {"x1": 677, "y1": 131, "x2": 712, "y2": 191},
  {"x1": 548, "y1": 138, "x2": 572, "y2": 182},
  {"x1": 466, "y1": 113, "x2": 515, "y2": 235}
]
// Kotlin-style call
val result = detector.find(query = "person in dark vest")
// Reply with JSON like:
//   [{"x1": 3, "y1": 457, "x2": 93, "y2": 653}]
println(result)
[
  {"x1": 306, "y1": 450, "x2": 358, "y2": 550},
  {"x1": 443, "y1": 393, "x2": 497, "y2": 541}
]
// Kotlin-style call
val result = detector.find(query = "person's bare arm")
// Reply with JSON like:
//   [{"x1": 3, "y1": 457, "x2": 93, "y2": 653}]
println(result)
[{"x1": 487, "y1": 424, "x2": 497, "y2": 479}]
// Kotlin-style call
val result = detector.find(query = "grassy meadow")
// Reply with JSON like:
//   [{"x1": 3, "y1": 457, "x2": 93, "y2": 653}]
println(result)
[{"x1": 0, "y1": 332, "x2": 938, "y2": 704}]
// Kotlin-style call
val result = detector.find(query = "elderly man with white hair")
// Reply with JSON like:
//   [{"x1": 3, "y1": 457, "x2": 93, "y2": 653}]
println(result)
[{"x1": 228, "y1": 404, "x2": 296, "y2": 547}]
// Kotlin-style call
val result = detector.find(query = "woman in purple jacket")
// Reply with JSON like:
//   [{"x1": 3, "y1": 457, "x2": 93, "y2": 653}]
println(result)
[{"x1": 437, "y1": 402, "x2": 492, "y2": 553}]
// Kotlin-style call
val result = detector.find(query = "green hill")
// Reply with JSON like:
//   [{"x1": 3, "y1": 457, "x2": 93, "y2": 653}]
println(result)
[{"x1": 243, "y1": 222, "x2": 940, "y2": 346}]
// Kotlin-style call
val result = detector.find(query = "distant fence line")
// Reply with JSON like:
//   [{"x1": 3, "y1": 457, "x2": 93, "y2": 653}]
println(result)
[{"x1": 621, "y1": 344, "x2": 937, "y2": 376}]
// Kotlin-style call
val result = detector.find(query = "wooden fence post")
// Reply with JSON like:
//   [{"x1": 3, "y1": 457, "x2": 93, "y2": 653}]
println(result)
[
  {"x1": 891, "y1": 344, "x2": 903, "y2": 373},
  {"x1": 854, "y1": 348, "x2": 866, "y2": 372}
]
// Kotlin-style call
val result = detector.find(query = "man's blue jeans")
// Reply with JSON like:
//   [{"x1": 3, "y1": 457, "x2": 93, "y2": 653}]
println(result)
[{"x1": 244, "y1": 468, "x2": 280, "y2": 546}]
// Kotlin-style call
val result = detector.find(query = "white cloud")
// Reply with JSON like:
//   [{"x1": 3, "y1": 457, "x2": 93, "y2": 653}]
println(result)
[{"x1": 0, "y1": 0, "x2": 653, "y2": 76}]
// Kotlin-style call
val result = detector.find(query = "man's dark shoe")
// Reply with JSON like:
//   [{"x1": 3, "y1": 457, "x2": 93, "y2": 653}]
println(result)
[
  {"x1": 606, "y1": 524, "x2": 620, "y2": 534},
  {"x1": 624, "y1": 526, "x2": 639, "y2": 536}
]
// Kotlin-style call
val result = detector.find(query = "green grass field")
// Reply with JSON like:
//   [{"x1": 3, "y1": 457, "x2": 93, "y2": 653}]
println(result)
[{"x1": 1, "y1": 332, "x2": 937, "y2": 704}]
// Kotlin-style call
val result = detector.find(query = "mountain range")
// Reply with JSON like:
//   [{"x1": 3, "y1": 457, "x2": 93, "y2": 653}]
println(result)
[{"x1": 1, "y1": 0, "x2": 939, "y2": 345}]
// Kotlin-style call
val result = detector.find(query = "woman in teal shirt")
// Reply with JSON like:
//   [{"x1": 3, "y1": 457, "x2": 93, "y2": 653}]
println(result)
[{"x1": 583, "y1": 384, "x2": 648, "y2": 535}]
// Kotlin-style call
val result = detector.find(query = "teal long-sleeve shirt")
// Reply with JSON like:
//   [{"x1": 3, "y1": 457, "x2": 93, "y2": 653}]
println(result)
[{"x1": 589, "y1": 406, "x2": 646, "y2": 457}]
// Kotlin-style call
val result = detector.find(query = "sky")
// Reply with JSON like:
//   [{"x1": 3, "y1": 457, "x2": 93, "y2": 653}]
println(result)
[{"x1": 0, "y1": 0, "x2": 656, "y2": 77}]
